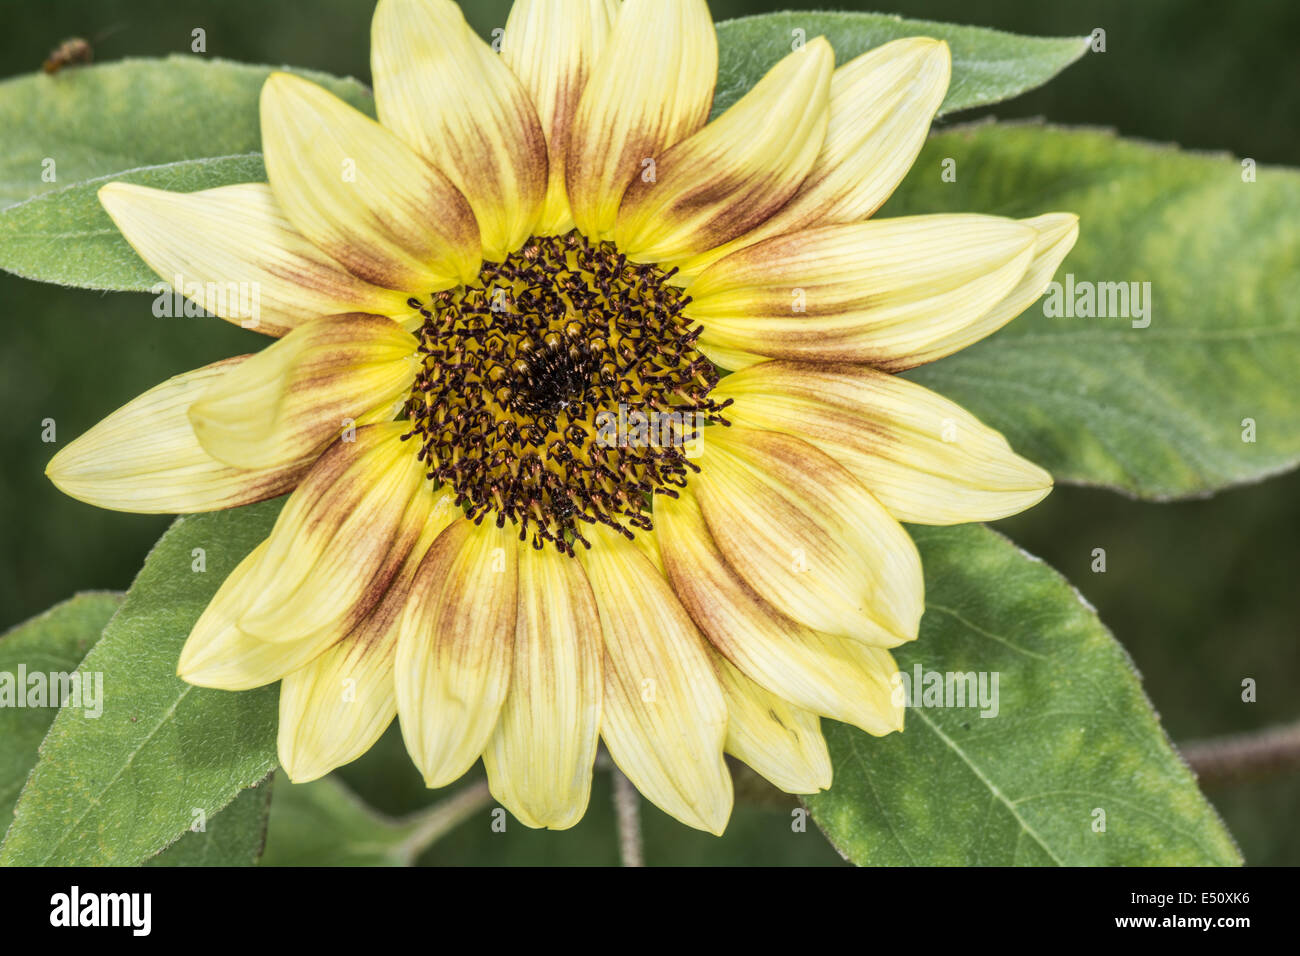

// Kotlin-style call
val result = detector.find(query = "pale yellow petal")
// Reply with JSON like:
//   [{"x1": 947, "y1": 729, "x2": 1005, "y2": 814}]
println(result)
[
  {"x1": 692, "y1": 427, "x2": 923, "y2": 647},
  {"x1": 696, "y1": 339, "x2": 768, "y2": 373},
  {"x1": 687, "y1": 214, "x2": 1037, "y2": 369},
  {"x1": 277, "y1": 621, "x2": 398, "y2": 784},
  {"x1": 566, "y1": 0, "x2": 717, "y2": 240},
  {"x1": 482, "y1": 544, "x2": 603, "y2": 830},
  {"x1": 372, "y1": 0, "x2": 547, "y2": 260},
  {"x1": 180, "y1": 494, "x2": 456, "y2": 693},
  {"x1": 678, "y1": 38, "x2": 951, "y2": 277},
  {"x1": 235, "y1": 423, "x2": 436, "y2": 646},
  {"x1": 98, "y1": 182, "x2": 412, "y2": 337},
  {"x1": 900, "y1": 212, "x2": 1081, "y2": 369},
  {"x1": 188, "y1": 313, "x2": 417, "y2": 471},
  {"x1": 715, "y1": 361, "x2": 1052, "y2": 524},
  {"x1": 178, "y1": 542, "x2": 337, "y2": 690},
  {"x1": 657, "y1": 487, "x2": 904, "y2": 736},
  {"x1": 276, "y1": 512, "x2": 450, "y2": 782},
  {"x1": 395, "y1": 519, "x2": 518, "y2": 789},
  {"x1": 45, "y1": 358, "x2": 310, "y2": 514},
  {"x1": 714, "y1": 653, "x2": 831, "y2": 794},
  {"x1": 501, "y1": 0, "x2": 620, "y2": 235},
  {"x1": 260, "y1": 72, "x2": 481, "y2": 291},
  {"x1": 614, "y1": 38, "x2": 832, "y2": 264},
  {"x1": 178, "y1": 624, "x2": 329, "y2": 692},
  {"x1": 578, "y1": 524, "x2": 732, "y2": 835}
]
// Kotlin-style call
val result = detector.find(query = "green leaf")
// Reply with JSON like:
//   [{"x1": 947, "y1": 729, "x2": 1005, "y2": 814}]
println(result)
[
  {"x1": 261, "y1": 776, "x2": 486, "y2": 867},
  {"x1": 714, "y1": 12, "x2": 1089, "y2": 119},
  {"x1": 145, "y1": 777, "x2": 273, "y2": 867},
  {"x1": 892, "y1": 122, "x2": 1300, "y2": 498},
  {"x1": 0, "y1": 592, "x2": 121, "y2": 834},
  {"x1": 0, "y1": 56, "x2": 371, "y2": 209},
  {"x1": 804, "y1": 524, "x2": 1241, "y2": 866},
  {"x1": 0, "y1": 499, "x2": 285, "y2": 866}
]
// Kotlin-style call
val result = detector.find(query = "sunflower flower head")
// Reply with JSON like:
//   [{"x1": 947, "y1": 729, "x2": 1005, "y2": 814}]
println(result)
[{"x1": 47, "y1": 0, "x2": 1077, "y2": 834}]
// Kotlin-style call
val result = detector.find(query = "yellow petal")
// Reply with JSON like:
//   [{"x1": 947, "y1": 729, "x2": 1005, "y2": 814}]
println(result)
[
  {"x1": 657, "y1": 487, "x2": 904, "y2": 736},
  {"x1": 900, "y1": 212, "x2": 1080, "y2": 369},
  {"x1": 785, "y1": 37, "x2": 950, "y2": 225},
  {"x1": 395, "y1": 519, "x2": 519, "y2": 789},
  {"x1": 46, "y1": 358, "x2": 310, "y2": 514},
  {"x1": 235, "y1": 423, "x2": 435, "y2": 646},
  {"x1": 372, "y1": 0, "x2": 547, "y2": 260},
  {"x1": 277, "y1": 511, "x2": 452, "y2": 782},
  {"x1": 501, "y1": 0, "x2": 620, "y2": 235},
  {"x1": 482, "y1": 543, "x2": 603, "y2": 830},
  {"x1": 179, "y1": 627, "x2": 328, "y2": 692},
  {"x1": 98, "y1": 182, "x2": 412, "y2": 337},
  {"x1": 277, "y1": 618, "x2": 399, "y2": 784},
  {"x1": 692, "y1": 427, "x2": 923, "y2": 647},
  {"x1": 678, "y1": 38, "x2": 950, "y2": 277},
  {"x1": 714, "y1": 653, "x2": 831, "y2": 794},
  {"x1": 715, "y1": 361, "x2": 1052, "y2": 524},
  {"x1": 566, "y1": 0, "x2": 717, "y2": 240},
  {"x1": 687, "y1": 214, "x2": 1038, "y2": 369},
  {"x1": 260, "y1": 72, "x2": 481, "y2": 292},
  {"x1": 178, "y1": 542, "x2": 337, "y2": 690},
  {"x1": 696, "y1": 339, "x2": 768, "y2": 374},
  {"x1": 578, "y1": 524, "x2": 732, "y2": 835},
  {"x1": 180, "y1": 494, "x2": 457, "y2": 692},
  {"x1": 614, "y1": 38, "x2": 832, "y2": 264},
  {"x1": 188, "y1": 313, "x2": 416, "y2": 471}
]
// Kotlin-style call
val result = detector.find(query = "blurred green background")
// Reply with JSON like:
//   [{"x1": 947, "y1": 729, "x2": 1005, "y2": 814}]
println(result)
[{"x1": 2, "y1": 0, "x2": 1297, "y2": 865}]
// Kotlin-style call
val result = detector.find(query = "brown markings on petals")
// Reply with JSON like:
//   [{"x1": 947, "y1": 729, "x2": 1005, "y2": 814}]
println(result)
[
  {"x1": 411, "y1": 520, "x2": 519, "y2": 653},
  {"x1": 719, "y1": 362, "x2": 898, "y2": 455}
]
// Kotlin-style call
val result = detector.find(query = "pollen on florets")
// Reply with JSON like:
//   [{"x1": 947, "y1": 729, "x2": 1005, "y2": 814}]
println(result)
[{"x1": 402, "y1": 231, "x2": 731, "y2": 556}]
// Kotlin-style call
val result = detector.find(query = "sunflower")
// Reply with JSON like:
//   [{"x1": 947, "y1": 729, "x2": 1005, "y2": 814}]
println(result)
[{"x1": 46, "y1": 0, "x2": 1076, "y2": 834}]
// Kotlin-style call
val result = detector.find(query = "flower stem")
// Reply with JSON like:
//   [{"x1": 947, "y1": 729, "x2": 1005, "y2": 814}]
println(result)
[
  {"x1": 610, "y1": 768, "x2": 644, "y2": 867},
  {"x1": 396, "y1": 780, "x2": 492, "y2": 862},
  {"x1": 1181, "y1": 720, "x2": 1300, "y2": 785}
]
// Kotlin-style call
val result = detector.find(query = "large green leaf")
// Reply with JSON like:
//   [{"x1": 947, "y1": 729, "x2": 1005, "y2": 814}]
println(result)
[
  {"x1": 804, "y1": 524, "x2": 1241, "y2": 866},
  {"x1": 145, "y1": 777, "x2": 273, "y2": 867},
  {"x1": 892, "y1": 122, "x2": 1300, "y2": 498},
  {"x1": 0, "y1": 591, "x2": 269, "y2": 867},
  {"x1": 0, "y1": 56, "x2": 370, "y2": 208},
  {"x1": 714, "y1": 12, "x2": 1089, "y2": 118},
  {"x1": 0, "y1": 499, "x2": 285, "y2": 866},
  {"x1": 0, "y1": 592, "x2": 121, "y2": 833}
]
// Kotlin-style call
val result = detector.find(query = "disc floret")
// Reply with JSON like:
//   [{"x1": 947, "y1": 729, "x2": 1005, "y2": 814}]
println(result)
[{"x1": 404, "y1": 232, "x2": 730, "y2": 554}]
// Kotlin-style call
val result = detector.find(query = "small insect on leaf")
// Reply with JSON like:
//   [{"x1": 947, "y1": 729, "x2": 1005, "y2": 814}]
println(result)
[{"x1": 42, "y1": 37, "x2": 94, "y2": 75}]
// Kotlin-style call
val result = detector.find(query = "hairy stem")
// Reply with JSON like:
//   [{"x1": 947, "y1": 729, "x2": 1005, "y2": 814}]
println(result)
[
  {"x1": 1181, "y1": 720, "x2": 1300, "y2": 786},
  {"x1": 611, "y1": 768, "x2": 645, "y2": 867},
  {"x1": 397, "y1": 780, "x2": 492, "y2": 862}
]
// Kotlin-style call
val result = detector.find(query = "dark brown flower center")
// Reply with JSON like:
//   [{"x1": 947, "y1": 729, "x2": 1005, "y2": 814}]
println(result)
[{"x1": 403, "y1": 231, "x2": 730, "y2": 556}]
